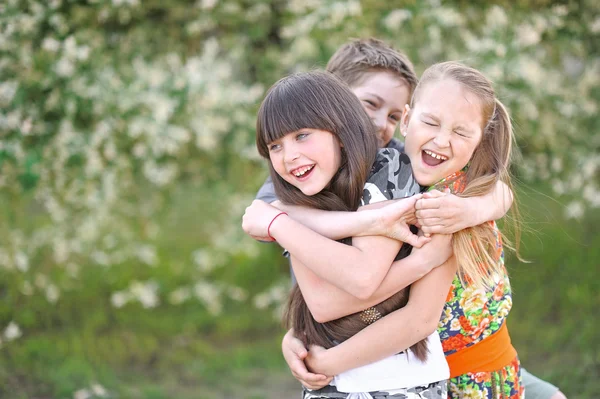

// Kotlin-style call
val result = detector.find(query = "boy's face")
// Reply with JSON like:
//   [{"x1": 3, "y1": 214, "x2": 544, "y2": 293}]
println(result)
[{"x1": 351, "y1": 71, "x2": 411, "y2": 148}]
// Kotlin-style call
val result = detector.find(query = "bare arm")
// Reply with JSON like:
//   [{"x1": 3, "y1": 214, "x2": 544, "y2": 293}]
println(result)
[
  {"x1": 272, "y1": 195, "x2": 426, "y2": 248},
  {"x1": 271, "y1": 200, "x2": 378, "y2": 241},
  {"x1": 292, "y1": 233, "x2": 452, "y2": 322},
  {"x1": 269, "y1": 212, "x2": 403, "y2": 300},
  {"x1": 305, "y1": 256, "x2": 457, "y2": 376},
  {"x1": 417, "y1": 180, "x2": 513, "y2": 235},
  {"x1": 243, "y1": 200, "x2": 405, "y2": 299}
]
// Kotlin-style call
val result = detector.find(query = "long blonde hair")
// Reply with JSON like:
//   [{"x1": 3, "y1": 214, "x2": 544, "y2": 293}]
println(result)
[{"x1": 412, "y1": 61, "x2": 521, "y2": 289}]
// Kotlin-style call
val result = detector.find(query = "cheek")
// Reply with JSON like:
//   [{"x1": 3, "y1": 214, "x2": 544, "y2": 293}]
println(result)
[
  {"x1": 269, "y1": 155, "x2": 285, "y2": 176},
  {"x1": 362, "y1": 108, "x2": 376, "y2": 120}
]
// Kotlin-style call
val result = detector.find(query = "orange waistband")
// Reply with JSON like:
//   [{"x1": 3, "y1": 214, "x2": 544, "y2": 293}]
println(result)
[{"x1": 445, "y1": 323, "x2": 517, "y2": 378}]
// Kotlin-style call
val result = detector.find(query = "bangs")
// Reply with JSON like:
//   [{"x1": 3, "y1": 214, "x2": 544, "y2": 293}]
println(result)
[{"x1": 256, "y1": 74, "x2": 338, "y2": 156}]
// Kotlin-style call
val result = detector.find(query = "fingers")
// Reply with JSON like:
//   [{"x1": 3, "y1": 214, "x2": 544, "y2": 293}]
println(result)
[
  {"x1": 289, "y1": 357, "x2": 330, "y2": 388},
  {"x1": 420, "y1": 224, "x2": 448, "y2": 235},
  {"x1": 300, "y1": 376, "x2": 334, "y2": 390},
  {"x1": 416, "y1": 197, "x2": 443, "y2": 211},
  {"x1": 282, "y1": 331, "x2": 330, "y2": 387},
  {"x1": 388, "y1": 195, "x2": 419, "y2": 215},
  {"x1": 401, "y1": 231, "x2": 431, "y2": 248},
  {"x1": 421, "y1": 189, "x2": 445, "y2": 199},
  {"x1": 416, "y1": 208, "x2": 445, "y2": 219}
]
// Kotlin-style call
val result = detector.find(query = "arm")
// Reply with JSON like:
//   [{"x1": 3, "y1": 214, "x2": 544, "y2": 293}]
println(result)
[
  {"x1": 243, "y1": 200, "x2": 403, "y2": 299},
  {"x1": 270, "y1": 210, "x2": 402, "y2": 300},
  {"x1": 270, "y1": 195, "x2": 426, "y2": 247},
  {"x1": 292, "y1": 233, "x2": 452, "y2": 322},
  {"x1": 305, "y1": 256, "x2": 457, "y2": 376},
  {"x1": 416, "y1": 180, "x2": 513, "y2": 235}
]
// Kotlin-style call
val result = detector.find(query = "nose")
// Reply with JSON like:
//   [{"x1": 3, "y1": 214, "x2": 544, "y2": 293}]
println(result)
[
  {"x1": 283, "y1": 143, "x2": 300, "y2": 163},
  {"x1": 433, "y1": 129, "x2": 451, "y2": 148},
  {"x1": 372, "y1": 113, "x2": 387, "y2": 134}
]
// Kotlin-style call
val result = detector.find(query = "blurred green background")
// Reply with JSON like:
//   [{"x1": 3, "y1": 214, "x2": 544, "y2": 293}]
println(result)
[{"x1": 0, "y1": 0, "x2": 599, "y2": 398}]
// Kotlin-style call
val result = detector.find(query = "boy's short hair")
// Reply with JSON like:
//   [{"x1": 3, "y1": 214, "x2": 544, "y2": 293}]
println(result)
[{"x1": 326, "y1": 38, "x2": 418, "y2": 95}]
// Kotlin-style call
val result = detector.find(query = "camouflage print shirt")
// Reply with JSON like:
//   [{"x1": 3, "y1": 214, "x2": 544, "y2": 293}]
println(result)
[{"x1": 362, "y1": 148, "x2": 420, "y2": 206}]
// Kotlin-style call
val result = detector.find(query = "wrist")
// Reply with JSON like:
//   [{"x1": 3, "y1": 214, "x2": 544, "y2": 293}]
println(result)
[
  {"x1": 468, "y1": 196, "x2": 485, "y2": 227},
  {"x1": 356, "y1": 209, "x2": 378, "y2": 237},
  {"x1": 268, "y1": 212, "x2": 290, "y2": 241}
]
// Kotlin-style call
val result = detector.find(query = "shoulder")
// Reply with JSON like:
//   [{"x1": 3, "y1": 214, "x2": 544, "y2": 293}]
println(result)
[
  {"x1": 385, "y1": 137, "x2": 405, "y2": 153},
  {"x1": 362, "y1": 149, "x2": 419, "y2": 205},
  {"x1": 255, "y1": 175, "x2": 278, "y2": 203},
  {"x1": 369, "y1": 148, "x2": 410, "y2": 176}
]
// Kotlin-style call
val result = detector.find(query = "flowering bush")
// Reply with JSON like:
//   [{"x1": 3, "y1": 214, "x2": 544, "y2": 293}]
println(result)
[{"x1": 0, "y1": 0, "x2": 598, "y2": 396}]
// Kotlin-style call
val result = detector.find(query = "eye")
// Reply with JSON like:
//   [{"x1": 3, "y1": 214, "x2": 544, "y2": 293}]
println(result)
[
  {"x1": 423, "y1": 121, "x2": 438, "y2": 127},
  {"x1": 455, "y1": 131, "x2": 468, "y2": 138},
  {"x1": 362, "y1": 99, "x2": 377, "y2": 108},
  {"x1": 296, "y1": 132, "x2": 309, "y2": 140},
  {"x1": 389, "y1": 113, "x2": 401, "y2": 122},
  {"x1": 268, "y1": 143, "x2": 281, "y2": 151}
]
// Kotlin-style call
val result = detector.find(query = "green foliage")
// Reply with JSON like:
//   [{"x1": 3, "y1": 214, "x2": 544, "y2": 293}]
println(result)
[{"x1": 0, "y1": 0, "x2": 598, "y2": 397}]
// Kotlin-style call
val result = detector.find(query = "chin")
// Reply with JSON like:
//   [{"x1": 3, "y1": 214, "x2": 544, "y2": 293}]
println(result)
[
  {"x1": 414, "y1": 174, "x2": 441, "y2": 187},
  {"x1": 301, "y1": 188, "x2": 321, "y2": 196}
]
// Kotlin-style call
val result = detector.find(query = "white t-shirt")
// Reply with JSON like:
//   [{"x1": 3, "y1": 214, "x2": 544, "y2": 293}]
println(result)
[
  {"x1": 332, "y1": 151, "x2": 449, "y2": 393},
  {"x1": 331, "y1": 331, "x2": 449, "y2": 393}
]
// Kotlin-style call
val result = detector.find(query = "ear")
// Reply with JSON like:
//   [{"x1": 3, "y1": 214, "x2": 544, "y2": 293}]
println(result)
[{"x1": 400, "y1": 104, "x2": 411, "y2": 137}]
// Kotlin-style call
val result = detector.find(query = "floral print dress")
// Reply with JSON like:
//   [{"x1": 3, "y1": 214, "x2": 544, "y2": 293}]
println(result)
[{"x1": 432, "y1": 171, "x2": 523, "y2": 399}]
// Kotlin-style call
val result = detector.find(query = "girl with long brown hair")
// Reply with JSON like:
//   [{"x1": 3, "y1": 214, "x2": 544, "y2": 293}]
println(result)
[{"x1": 243, "y1": 70, "x2": 455, "y2": 398}]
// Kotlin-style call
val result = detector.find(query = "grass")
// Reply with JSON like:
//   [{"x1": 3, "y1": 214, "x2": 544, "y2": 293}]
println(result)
[{"x1": 0, "y1": 182, "x2": 598, "y2": 398}]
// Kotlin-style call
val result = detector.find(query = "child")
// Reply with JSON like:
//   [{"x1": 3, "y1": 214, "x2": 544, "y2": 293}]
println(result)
[
  {"x1": 273, "y1": 61, "x2": 523, "y2": 398},
  {"x1": 243, "y1": 70, "x2": 454, "y2": 398},
  {"x1": 275, "y1": 38, "x2": 564, "y2": 399},
  {"x1": 256, "y1": 38, "x2": 510, "y2": 237}
]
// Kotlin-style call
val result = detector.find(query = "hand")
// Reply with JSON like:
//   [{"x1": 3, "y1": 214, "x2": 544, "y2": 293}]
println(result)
[
  {"x1": 410, "y1": 233, "x2": 453, "y2": 273},
  {"x1": 368, "y1": 195, "x2": 430, "y2": 248},
  {"x1": 416, "y1": 190, "x2": 474, "y2": 235},
  {"x1": 305, "y1": 345, "x2": 331, "y2": 379},
  {"x1": 242, "y1": 200, "x2": 284, "y2": 239},
  {"x1": 282, "y1": 330, "x2": 332, "y2": 390}
]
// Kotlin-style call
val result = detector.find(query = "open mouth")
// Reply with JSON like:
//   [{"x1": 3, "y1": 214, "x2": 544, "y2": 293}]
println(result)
[
  {"x1": 291, "y1": 164, "x2": 315, "y2": 179},
  {"x1": 422, "y1": 150, "x2": 448, "y2": 167}
]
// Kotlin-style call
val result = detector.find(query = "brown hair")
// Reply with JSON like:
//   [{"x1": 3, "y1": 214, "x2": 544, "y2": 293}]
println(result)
[
  {"x1": 256, "y1": 71, "x2": 428, "y2": 360},
  {"x1": 412, "y1": 61, "x2": 521, "y2": 290},
  {"x1": 326, "y1": 38, "x2": 418, "y2": 95},
  {"x1": 256, "y1": 71, "x2": 377, "y2": 212}
]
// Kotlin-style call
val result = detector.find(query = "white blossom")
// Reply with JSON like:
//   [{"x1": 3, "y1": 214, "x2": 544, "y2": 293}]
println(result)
[
  {"x1": 565, "y1": 201, "x2": 584, "y2": 219},
  {"x1": 4, "y1": 321, "x2": 22, "y2": 341}
]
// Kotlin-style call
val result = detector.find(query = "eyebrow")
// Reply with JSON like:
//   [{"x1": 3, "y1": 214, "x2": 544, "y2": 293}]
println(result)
[
  {"x1": 362, "y1": 93, "x2": 385, "y2": 103},
  {"x1": 421, "y1": 112, "x2": 440, "y2": 122}
]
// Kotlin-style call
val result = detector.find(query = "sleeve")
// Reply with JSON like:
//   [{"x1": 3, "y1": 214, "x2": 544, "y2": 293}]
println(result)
[
  {"x1": 255, "y1": 175, "x2": 279, "y2": 203},
  {"x1": 361, "y1": 148, "x2": 420, "y2": 206}
]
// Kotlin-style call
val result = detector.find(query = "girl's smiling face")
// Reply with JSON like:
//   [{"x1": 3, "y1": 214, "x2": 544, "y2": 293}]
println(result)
[
  {"x1": 268, "y1": 128, "x2": 342, "y2": 196},
  {"x1": 402, "y1": 78, "x2": 484, "y2": 187}
]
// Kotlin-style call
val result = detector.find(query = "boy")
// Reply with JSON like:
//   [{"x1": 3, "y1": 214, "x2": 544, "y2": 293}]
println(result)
[{"x1": 255, "y1": 38, "x2": 565, "y2": 399}]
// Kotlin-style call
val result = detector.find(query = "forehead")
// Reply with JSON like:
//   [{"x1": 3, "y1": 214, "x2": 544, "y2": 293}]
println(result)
[
  {"x1": 415, "y1": 79, "x2": 483, "y2": 129},
  {"x1": 351, "y1": 71, "x2": 411, "y2": 108}
]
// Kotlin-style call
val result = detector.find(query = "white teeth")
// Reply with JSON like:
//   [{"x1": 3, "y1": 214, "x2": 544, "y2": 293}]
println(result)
[
  {"x1": 424, "y1": 150, "x2": 448, "y2": 161},
  {"x1": 293, "y1": 165, "x2": 314, "y2": 177}
]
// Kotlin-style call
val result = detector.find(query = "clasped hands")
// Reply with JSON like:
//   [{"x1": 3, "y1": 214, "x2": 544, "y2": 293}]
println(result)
[{"x1": 242, "y1": 189, "x2": 461, "y2": 246}]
